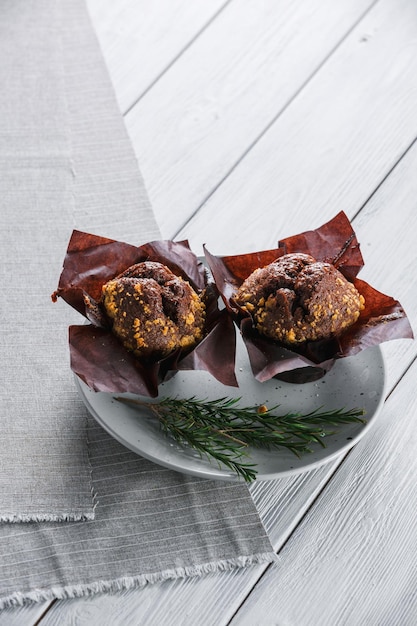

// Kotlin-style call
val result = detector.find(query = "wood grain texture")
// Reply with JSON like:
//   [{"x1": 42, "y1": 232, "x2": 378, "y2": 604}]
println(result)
[
  {"x1": 230, "y1": 358, "x2": 417, "y2": 625},
  {"x1": 0, "y1": 603, "x2": 51, "y2": 626},
  {"x1": 352, "y1": 138, "x2": 417, "y2": 390},
  {"x1": 85, "y1": 0, "x2": 228, "y2": 113},
  {"x1": 124, "y1": 0, "x2": 376, "y2": 239},
  {"x1": 178, "y1": 0, "x2": 417, "y2": 255}
]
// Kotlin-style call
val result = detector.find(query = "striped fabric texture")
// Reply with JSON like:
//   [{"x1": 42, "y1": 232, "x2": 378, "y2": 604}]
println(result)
[
  {"x1": 0, "y1": 417, "x2": 275, "y2": 607},
  {"x1": 0, "y1": 0, "x2": 275, "y2": 608},
  {"x1": 0, "y1": 0, "x2": 94, "y2": 522}
]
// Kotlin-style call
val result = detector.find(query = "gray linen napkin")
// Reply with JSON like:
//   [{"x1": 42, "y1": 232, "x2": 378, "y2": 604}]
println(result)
[
  {"x1": 0, "y1": 0, "x2": 94, "y2": 521},
  {"x1": 0, "y1": 420, "x2": 275, "y2": 607},
  {"x1": 0, "y1": 0, "x2": 275, "y2": 608}
]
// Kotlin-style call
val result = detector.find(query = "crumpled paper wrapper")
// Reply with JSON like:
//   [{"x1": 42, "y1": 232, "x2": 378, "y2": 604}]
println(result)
[
  {"x1": 52, "y1": 231, "x2": 238, "y2": 397},
  {"x1": 204, "y1": 211, "x2": 413, "y2": 383}
]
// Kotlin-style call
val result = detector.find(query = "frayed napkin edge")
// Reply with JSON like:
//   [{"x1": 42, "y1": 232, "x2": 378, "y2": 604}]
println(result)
[
  {"x1": 0, "y1": 414, "x2": 99, "y2": 525},
  {"x1": 0, "y1": 551, "x2": 278, "y2": 610},
  {"x1": 0, "y1": 511, "x2": 96, "y2": 524}
]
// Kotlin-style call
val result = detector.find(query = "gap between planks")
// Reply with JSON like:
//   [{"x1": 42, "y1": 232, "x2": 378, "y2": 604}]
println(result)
[
  {"x1": 123, "y1": 0, "x2": 234, "y2": 116},
  {"x1": 225, "y1": 347, "x2": 417, "y2": 626},
  {"x1": 169, "y1": 0, "x2": 381, "y2": 241},
  {"x1": 351, "y1": 133, "x2": 417, "y2": 222}
]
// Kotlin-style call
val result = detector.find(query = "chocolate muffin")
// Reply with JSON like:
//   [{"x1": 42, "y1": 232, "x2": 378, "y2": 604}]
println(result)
[
  {"x1": 233, "y1": 253, "x2": 364, "y2": 345},
  {"x1": 101, "y1": 261, "x2": 205, "y2": 359}
]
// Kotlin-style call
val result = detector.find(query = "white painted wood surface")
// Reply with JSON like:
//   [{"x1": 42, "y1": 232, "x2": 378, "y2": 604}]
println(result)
[
  {"x1": 178, "y1": 0, "x2": 417, "y2": 255},
  {"x1": 2, "y1": 0, "x2": 416, "y2": 623},
  {"x1": 123, "y1": 0, "x2": 377, "y2": 240},
  {"x1": 87, "y1": 0, "x2": 228, "y2": 113}
]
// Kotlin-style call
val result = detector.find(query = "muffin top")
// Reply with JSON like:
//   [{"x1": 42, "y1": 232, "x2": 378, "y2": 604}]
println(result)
[
  {"x1": 233, "y1": 253, "x2": 364, "y2": 345},
  {"x1": 101, "y1": 261, "x2": 205, "y2": 359}
]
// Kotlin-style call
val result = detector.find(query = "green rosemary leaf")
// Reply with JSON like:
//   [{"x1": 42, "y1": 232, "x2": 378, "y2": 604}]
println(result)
[{"x1": 115, "y1": 396, "x2": 366, "y2": 483}]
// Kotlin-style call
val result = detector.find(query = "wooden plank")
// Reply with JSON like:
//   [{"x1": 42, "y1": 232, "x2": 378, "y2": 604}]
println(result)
[
  {"x1": 124, "y1": 0, "x2": 376, "y2": 239},
  {"x1": 352, "y1": 139, "x2": 417, "y2": 390},
  {"x1": 86, "y1": 0, "x2": 228, "y2": 113},
  {"x1": 178, "y1": 0, "x2": 417, "y2": 256},
  {"x1": 230, "y1": 362, "x2": 417, "y2": 625},
  {"x1": 0, "y1": 603, "x2": 51, "y2": 626}
]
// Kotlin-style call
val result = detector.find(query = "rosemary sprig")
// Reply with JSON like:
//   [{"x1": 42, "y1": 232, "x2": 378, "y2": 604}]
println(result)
[{"x1": 116, "y1": 396, "x2": 366, "y2": 483}]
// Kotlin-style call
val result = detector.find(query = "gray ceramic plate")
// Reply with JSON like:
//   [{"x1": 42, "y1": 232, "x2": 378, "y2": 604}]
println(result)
[{"x1": 75, "y1": 336, "x2": 386, "y2": 481}]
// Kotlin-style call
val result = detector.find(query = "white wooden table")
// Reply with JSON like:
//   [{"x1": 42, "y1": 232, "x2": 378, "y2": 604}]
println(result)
[{"x1": 4, "y1": 0, "x2": 417, "y2": 623}]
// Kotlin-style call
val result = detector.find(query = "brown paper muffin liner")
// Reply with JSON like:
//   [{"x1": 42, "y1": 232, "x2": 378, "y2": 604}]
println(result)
[
  {"x1": 204, "y1": 211, "x2": 413, "y2": 383},
  {"x1": 52, "y1": 231, "x2": 238, "y2": 397}
]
